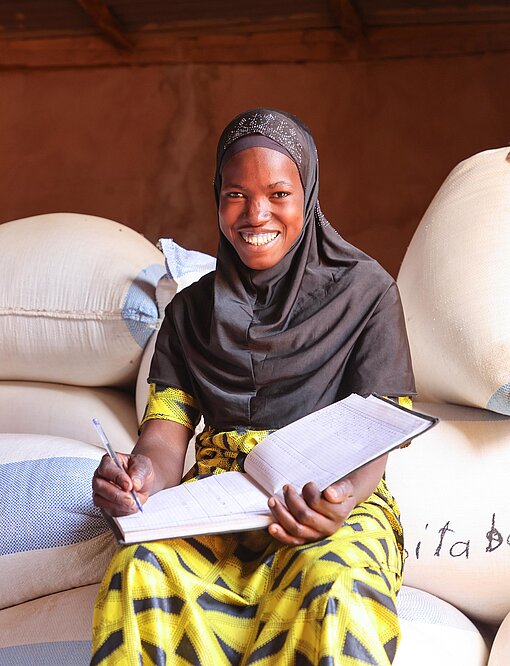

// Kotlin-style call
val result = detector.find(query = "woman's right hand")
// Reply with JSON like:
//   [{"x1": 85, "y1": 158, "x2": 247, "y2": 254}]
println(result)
[{"x1": 92, "y1": 452, "x2": 155, "y2": 516}]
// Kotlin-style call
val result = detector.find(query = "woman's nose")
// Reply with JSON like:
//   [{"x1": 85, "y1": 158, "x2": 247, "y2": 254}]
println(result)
[{"x1": 245, "y1": 199, "x2": 271, "y2": 225}]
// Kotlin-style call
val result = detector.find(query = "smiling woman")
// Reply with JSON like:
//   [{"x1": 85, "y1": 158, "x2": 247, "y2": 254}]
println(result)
[
  {"x1": 91, "y1": 108, "x2": 416, "y2": 665},
  {"x1": 218, "y1": 146, "x2": 305, "y2": 270}
]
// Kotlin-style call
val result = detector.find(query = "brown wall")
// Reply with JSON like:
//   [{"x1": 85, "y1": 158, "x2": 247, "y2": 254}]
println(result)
[{"x1": 1, "y1": 53, "x2": 509, "y2": 277}]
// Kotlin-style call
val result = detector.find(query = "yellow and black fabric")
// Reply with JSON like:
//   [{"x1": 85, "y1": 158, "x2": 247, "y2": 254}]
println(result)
[
  {"x1": 91, "y1": 388, "x2": 408, "y2": 666},
  {"x1": 141, "y1": 384, "x2": 201, "y2": 433}
]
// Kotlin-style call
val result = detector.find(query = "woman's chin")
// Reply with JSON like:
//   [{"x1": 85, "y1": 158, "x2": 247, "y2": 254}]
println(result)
[{"x1": 237, "y1": 242, "x2": 283, "y2": 270}]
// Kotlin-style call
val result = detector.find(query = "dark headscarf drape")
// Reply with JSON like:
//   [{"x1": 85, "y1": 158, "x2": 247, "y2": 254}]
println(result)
[{"x1": 149, "y1": 109, "x2": 415, "y2": 430}]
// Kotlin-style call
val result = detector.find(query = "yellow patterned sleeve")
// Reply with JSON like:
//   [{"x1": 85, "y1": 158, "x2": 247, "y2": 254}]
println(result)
[{"x1": 140, "y1": 384, "x2": 201, "y2": 432}]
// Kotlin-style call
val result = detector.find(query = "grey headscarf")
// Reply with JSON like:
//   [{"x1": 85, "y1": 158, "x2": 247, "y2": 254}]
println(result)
[{"x1": 149, "y1": 108, "x2": 415, "y2": 429}]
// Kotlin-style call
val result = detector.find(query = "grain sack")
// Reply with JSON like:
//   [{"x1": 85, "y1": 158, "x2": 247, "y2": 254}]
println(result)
[
  {"x1": 0, "y1": 381, "x2": 137, "y2": 453},
  {"x1": 394, "y1": 586, "x2": 488, "y2": 666},
  {"x1": 0, "y1": 213, "x2": 165, "y2": 388},
  {"x1": 397, "y1": 148, "x2": 510, "y2": 414},
  {"x1": 386, "y1": 401, "x2": 510, "y2": 624},
  {"x1": 0, "y1": 434, "x2": 116, "y2": 610}
]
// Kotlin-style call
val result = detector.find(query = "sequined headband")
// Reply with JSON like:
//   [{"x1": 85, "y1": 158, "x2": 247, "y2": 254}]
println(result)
[{"x1": 222, "y1": 111, "x2": 304, "y2": 166}]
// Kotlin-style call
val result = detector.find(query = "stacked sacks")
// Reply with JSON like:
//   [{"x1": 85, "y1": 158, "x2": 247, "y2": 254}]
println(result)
[
  {"x1": 0, "y1": 213, "x2": 165, "y2": 609},
  {"x1": 0, "y1": 213, "x2": 165, "y2": 451},
  {"x1": 388, "y1": 147, "x2": 510, "y2": 641}
]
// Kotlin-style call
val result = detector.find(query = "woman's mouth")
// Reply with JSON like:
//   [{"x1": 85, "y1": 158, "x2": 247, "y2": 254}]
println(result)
[{"x1": 239, "y1": 231, "x2": 279, "y2": 246}]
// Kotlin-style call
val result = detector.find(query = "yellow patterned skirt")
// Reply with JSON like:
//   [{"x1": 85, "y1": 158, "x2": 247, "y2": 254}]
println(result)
[{"x1": 91, "y1": 422, "x2": 405, "y2": 665}]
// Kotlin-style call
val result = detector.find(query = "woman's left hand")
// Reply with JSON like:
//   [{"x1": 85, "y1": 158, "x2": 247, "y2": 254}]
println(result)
[
  {"x1": 267, "y1": 479, "x2": 356, "y2": 545},
  {"x1": 267, "y1": 453, "x2": 388, "y2": 545}
]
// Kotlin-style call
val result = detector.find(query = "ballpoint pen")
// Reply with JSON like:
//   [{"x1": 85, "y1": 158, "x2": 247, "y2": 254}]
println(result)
[{"x1": 92, "y1": 418, "x2": 144, "y2": 513}]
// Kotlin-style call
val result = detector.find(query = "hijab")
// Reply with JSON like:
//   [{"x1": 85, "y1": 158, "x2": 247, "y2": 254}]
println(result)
[{"x1": 149, "y1": 109, "x2": 415, "y2": 430}]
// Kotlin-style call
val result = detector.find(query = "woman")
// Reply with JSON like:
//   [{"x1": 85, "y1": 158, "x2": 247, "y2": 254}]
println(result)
[{"x1": 91, "y1": 108, "x2": 415, "y2": 665}]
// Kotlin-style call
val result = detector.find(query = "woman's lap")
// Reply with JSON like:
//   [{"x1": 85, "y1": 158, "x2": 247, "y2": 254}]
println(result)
[{"x1": 91, "y1": 481, "x2": 403, "y2": 665}]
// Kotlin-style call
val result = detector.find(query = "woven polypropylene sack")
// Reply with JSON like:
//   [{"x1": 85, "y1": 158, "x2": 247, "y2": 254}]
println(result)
[
  {"x1": 397, "y1": 147, "x2": 510, "y2": 414},
  {"x1": 386, "y1": 401, "x2": 510, "y2": 624},
  {"x1": 0, "y1": 584, "x2": 99, "y2": 661},
  {"x1": 0, "y1": 214, "x2": 165, "y2": 387},
  {"x1": 394, "y1": 586, "x2": 488, "y2": 666},
  {"x1": 0, "y1": 434, "x2": 116, "y2": 610},
  {"x1": 0, "y1": 381, "x2": 138, "y2": 453}
]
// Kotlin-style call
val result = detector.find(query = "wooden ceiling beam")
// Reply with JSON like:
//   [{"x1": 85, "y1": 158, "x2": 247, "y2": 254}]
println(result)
[
  {"x1": 75, "y1": 0, "x2": 133, "y2": 50},
  {"x1": 328, "y1": 0, "x2": 364, "y2": 42},
  {"x1": 2, "y1": 22, "x2": 510, "y2": 69}
]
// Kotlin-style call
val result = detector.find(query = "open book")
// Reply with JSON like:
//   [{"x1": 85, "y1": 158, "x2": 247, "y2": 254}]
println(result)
[{"x1": 108, "y1": 394, "x2": 437, "y2": 544}]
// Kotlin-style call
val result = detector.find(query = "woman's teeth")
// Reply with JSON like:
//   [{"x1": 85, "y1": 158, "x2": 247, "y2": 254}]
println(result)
[{"x1": 240, "y1": 232, "x2": 279, "y2": 246}]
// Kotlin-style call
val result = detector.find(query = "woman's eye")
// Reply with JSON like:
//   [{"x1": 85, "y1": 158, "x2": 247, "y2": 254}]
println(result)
[
  {"x1": 273, "y1": 192, "x2": 290, "y2": 199},
  {"x1": 226, "y1": 192, "x2": 243, "y2": 198}
]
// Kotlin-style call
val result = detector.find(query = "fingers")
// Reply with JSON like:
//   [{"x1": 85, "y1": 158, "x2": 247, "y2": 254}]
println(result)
[
  {"x1": 303, "y1": 479, "x2": 355, "y2": 522},
  {"x1": 320, "y1": 478, "x2": 354, "y2": 504},
  {"x1": 94, "y1": 454, "x2": 132, "y2": 491},
  {"x1": 268, "y1": 493, "x2": 323, "y2": 545},
  {"x1": 268, "y1": 482, "x2": 356, "y2": 545},
  {"x1": 92, "y1": 478, "x2": 139, "y2": 516},
  {"x1": 92, "y1": 454, "x2": 152, "y2": 516},
  {"x1": 268, "y1": 485, "x2": 337, "y2": 545}
]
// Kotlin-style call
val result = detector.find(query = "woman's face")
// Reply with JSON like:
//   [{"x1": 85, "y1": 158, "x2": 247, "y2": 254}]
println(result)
[{"x1": 219, "y1": 147, "x2": 305, "y2": 270}]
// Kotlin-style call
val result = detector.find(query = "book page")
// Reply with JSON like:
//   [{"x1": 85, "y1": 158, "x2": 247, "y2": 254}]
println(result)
[
  {"x1": 245, "y1": 394, "x2": 434, "y2": 495},
  {"x1": 115, "y1": 471, "x2": 271, "y2": 539}
]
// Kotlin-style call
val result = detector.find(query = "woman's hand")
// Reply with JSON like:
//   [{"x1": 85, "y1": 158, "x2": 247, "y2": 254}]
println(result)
[
  {"x1": 92, "y1": 419, "x2": 192, "y2": 516},
  {"x1": 267, "y1": 454, "x2": 388, "y2": 545},
  {"x1": 267, "y1": 478, "x2": 355, "y2": 545},
  {"x1": 92, "y1": 453, "x2": 155, "y2": 516}
]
